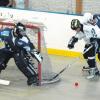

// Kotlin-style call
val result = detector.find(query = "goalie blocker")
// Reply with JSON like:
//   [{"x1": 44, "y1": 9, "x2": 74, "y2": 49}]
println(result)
[{"x1": 30, "y1": 49, "x2": 43, "y2": 63}]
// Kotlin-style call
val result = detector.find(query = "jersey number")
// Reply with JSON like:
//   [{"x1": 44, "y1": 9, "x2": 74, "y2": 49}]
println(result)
[{"x1": 91, "y1": 28, "x2": 97, "y2": 38}]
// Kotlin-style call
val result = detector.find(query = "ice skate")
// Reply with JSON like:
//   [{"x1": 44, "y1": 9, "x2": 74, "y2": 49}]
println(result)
[
  {"x1": 82, "y1": 66, "x2": 90, "y2": 76},
  {"x1": 95, "y1": 67, "x2": 100, "y2": 76},
  {"x1": 27, "y1": 76, "x2": 39, "y2": 86},
  {"x1": 86, "y1": 67, "x2": 100, "y2": 79}
]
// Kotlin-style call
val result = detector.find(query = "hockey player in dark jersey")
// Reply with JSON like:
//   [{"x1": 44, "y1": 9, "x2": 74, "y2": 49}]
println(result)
[
  {"x1": 93, "y1": 14, "x2": 100, "y2": 28},
  {"x1": 92, "y1": 14, "x2": 100, "y2": 60},
  {"x1": 68, "y1": 19, "x2": 100, "y2": 79},
  {"x1": 0, "y1": 22, "x2": 43, "y2": 85}
]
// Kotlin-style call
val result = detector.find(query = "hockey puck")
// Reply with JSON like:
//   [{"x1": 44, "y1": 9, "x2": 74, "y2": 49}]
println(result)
[{"x1": 74, "y1": 82, "x2": 79, "y2": 87}]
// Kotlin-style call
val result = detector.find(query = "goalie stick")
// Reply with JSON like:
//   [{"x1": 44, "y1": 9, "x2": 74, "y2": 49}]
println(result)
[{"x1": 0, "y1": 79, "x2": 10, "y2": 85}]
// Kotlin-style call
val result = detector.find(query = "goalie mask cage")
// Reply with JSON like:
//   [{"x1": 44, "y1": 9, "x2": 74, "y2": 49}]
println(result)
[{"x1": 0, "y1": 20, "x2": 60, "y2": 85}]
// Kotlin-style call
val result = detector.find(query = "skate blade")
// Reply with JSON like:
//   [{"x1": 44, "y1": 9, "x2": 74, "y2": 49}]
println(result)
[
  {"x1": 86, "y1": 75, "x2": 95, "y2": 79},
  {"x1": 0, "y1": 79, "x2": 10, "y2": 85},
  {"x1": 82, "y1": 69, "x2": 90, "y2": 71},
  {"x1": 82, "y1": 66, "x2": 90, "y2": 71},
  {"x1": 86, "y1": 75, "x2": 99, "y2": 81}
]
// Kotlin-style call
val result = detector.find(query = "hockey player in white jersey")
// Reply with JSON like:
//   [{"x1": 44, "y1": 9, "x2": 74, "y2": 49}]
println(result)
[
  {"x1": 83, "y1": 13, "x2": 100, "y2": 28},
  {"x1": 83, "y1": 13, "x2": 100, "y2": 66},
  {"x1": 68, "y1": 19, "x2": 100, "y2": 79}
]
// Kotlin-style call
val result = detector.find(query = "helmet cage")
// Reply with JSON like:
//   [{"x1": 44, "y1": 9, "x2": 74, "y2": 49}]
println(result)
[{"x1": 15, "y1": 22, "x2": 26, "y2": 36}]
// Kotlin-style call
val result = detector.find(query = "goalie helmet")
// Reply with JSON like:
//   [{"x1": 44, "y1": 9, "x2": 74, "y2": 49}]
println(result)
[
  {"x1": 71, "y1": 19, "x2": 81, "y2": 30},
  {"x1": 14, "y1": 22, "x2": 26, "y2": 37},
  {"x1": 83, "y1": 13, "x2": 93, "y2": 24}
]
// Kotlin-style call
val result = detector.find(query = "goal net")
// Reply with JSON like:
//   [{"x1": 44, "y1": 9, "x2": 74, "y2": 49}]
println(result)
[{"x1": 0, "y1": 19, "x2": 60, "y2": 85}]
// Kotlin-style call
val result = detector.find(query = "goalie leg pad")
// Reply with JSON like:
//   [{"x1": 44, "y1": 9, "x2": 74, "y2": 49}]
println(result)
[{"x1": 14, "y1": 53, "x2": 38, "y2": 79}]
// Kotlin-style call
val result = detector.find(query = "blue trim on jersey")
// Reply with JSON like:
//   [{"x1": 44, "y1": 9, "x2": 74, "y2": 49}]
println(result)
[
  {"x1": 1, "y1": 30, "x2": 9, "y2": 36},
  {"x1": 0, "y1": 28, "x2": 12, "y2": 37},
  {"x1": 93, "y1": 14, "x2": 100, "y2": 28}
]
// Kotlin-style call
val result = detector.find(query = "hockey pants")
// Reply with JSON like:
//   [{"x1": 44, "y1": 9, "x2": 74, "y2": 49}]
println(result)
[{"x1": 83, "y1": 43, "x2": 97, "y2": 68}]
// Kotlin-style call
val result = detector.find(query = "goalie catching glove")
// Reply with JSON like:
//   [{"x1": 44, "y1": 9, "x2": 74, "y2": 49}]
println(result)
[{"x1": 30, "y1": 49, "x2": 43, "y2": 63}]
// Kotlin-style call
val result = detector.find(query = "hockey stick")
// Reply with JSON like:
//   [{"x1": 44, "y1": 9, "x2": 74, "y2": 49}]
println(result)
[
  {"x1": 83, "y1": 45, "x2": 93, "y2": 54},
  {"x1": 0, "y1": 79, "x2": 10, "y2": 85},
  {"x1": 49, "y1": 57, "x2": 82, "y2": 81},
  {"x1": 49, "y1": 67, "x2": 67, "y2": 81}
]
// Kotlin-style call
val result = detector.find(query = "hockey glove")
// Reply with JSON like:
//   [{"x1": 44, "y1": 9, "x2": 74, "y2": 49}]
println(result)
[
  {"x1": 30, "y1": 49, "x2": 43, "y2": 63},
  {"x1": 68, "y1": 36, "x2": 78, "y2": 49},
  {"x1": 68, "y1": 44, "x2": 74, "y2": 49},
  {"x1": 90, "y1": 37, "x2": 97, "y2": 43}
]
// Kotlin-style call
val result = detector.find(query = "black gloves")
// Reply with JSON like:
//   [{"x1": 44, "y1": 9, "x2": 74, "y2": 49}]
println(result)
[
  {"x1": 90, "y1": 37, "x2": 97, "y2": 43},
  {"x1": 30, "y1": 49, "x2": 43, "y2": 63},
  {"x1": 68, "y1": 44, "x2": 74, "y2": 49},
  {"x1": 67, "y1": 36, "x2": 78, "y2": 49}
]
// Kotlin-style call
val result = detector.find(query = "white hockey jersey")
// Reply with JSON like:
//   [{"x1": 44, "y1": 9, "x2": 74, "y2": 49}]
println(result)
[{"x1": 75, "y1": 23, "x2": 100, "y2": 44}]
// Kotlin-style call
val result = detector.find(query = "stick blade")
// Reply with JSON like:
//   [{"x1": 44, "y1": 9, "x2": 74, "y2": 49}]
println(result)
[
  {"x1": 0, "y1": 79, "x2": 10, "y2": 85},
  {"x1": 49, "y1": 67, "x2": 67, "y2": 81}
]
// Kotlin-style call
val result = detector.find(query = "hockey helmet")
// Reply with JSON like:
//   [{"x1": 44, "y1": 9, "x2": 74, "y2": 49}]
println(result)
[
  {"x1": 83, "y1": 13, "x2": 93, "y2": 24},
  {"x1": 71, "y1": 19, "x2": 81, "y2": 30},
  {"x1": 14, "y1": 22, "x2": 26, "y2": 37}
]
